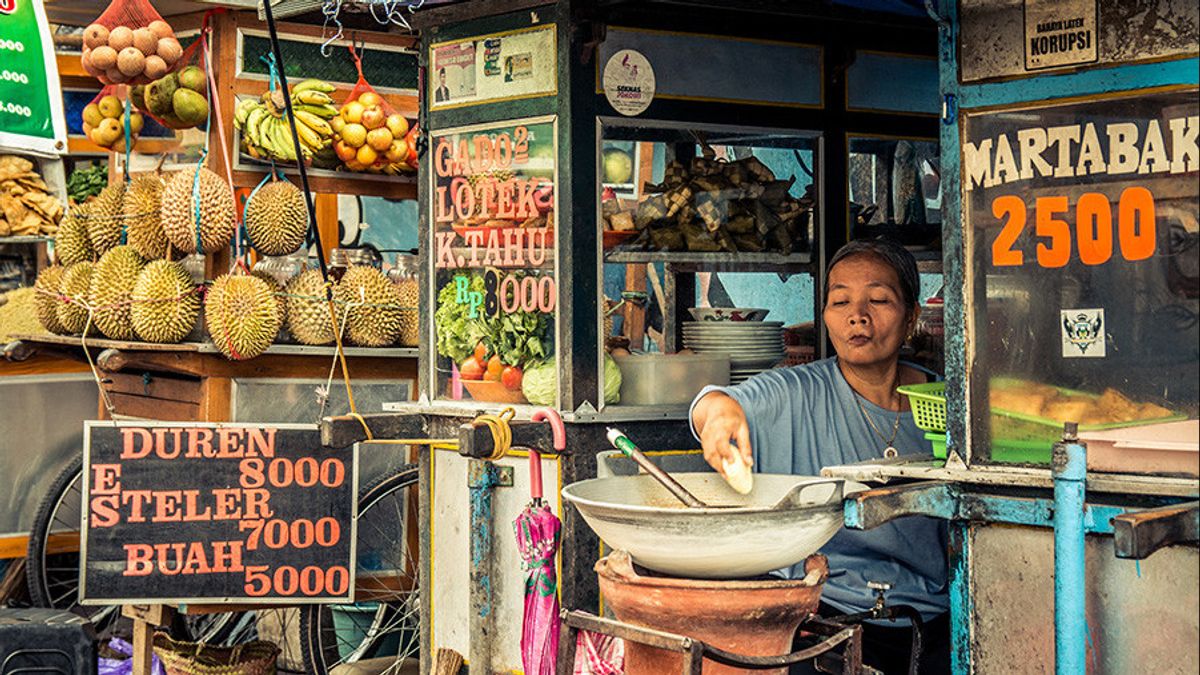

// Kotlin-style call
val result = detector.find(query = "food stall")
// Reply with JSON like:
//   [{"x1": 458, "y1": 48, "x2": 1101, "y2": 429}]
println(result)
[
  {"x1": 819, "y1": 2, "x2": 1199, "y2": 673},
  {"x1": 319, "y1": 0, "x2": 947, "y2": 672}
]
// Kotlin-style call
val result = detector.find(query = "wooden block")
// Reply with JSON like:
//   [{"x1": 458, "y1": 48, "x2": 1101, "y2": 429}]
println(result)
[
  {"x1": 104, "y1": 371, "x2": 203, "y2": 404},
  {"x1": 122, "y1": 603, "x2": 171, "y2": 626}
]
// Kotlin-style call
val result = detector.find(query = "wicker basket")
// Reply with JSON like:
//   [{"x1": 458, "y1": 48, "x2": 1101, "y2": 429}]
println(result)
[{"x1": 152, "y1": 633, "x2": 280, "y2": 675}]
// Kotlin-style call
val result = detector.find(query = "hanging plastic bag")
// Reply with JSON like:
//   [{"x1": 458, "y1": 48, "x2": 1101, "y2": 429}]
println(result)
[
  {"x1": 83, "y1": 85, "x2": 142, "y2": 152},
  {"x1": 332, "y1": 44, "x2": 414, "y2": 174},
  {"x1": 131, "y1": 35, "x2": 209, "y2": 130},
  {"x1": 81, "y1": 0, "x2": 182, "y2": 86}
]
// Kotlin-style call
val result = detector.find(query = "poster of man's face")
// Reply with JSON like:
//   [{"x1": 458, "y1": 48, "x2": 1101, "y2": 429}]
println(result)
[{"x1": 432, "y1": 42, "x2": 476, "y2": 104}]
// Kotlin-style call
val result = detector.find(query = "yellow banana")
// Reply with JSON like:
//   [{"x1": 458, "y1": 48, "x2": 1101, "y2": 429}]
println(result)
[
  {"x1": 293, "y1": 110, "x2": 333, "y2": 137},
  {"x1": 294, "y1": 90, "x2": 334, "y2": 106},
  {"x1": 244, "y1": 106, "x2": 268, "y2": 148},
  {"x1": 289, "y1": 116, "x2": 325, "y2": 152}
]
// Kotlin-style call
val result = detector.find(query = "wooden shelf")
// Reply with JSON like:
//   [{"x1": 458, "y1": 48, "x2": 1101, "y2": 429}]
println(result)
[
  {"x1": 231, "y1": 164, "x2": 418, "y2": 200},
  {"x1": 10, "y1": 334, "x2": 418, "y2": 359},
  {"x1": 0, "y1": 236, "x2": 51, "y2": 244},
  {"x1": 604, "y1": 249, "x2": 814, "y2": 272}
]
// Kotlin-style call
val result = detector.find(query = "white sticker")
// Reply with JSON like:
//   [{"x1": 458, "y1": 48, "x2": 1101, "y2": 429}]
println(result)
[
  {"x1": 603, "y1": 49, "x2": 655, "y2": 116},
  {"x1": 1024, "y1": 0, "x2": 1098, "y2": 71},
  {"x1": 382, "y1": 402, "x2": 408, "y2": 412},
  {"x1": 1061, "y1": 308, "x2": 1105, "y2": 358}
]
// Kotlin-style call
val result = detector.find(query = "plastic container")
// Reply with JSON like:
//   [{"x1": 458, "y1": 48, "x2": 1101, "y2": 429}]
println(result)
[
  {"x1": 925, "y1": 431, "x2": 1052, "y2": 464},
  {"x1": 614, "y1": 353, "x2": 730, "y2": 406},
  {"x1": 1081, "y1": 420, "x2": 1199, "y2": 476}
]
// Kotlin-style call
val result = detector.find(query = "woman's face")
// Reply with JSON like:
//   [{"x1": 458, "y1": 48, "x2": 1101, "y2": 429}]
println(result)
[{"x1": 823, "y1": 254, "x2": 917, "y2": 368}]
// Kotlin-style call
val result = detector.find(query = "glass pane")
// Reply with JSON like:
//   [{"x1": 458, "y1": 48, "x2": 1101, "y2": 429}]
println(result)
[
  {"x1": 600, "y1": 119, "x2": 819, "y2": 408},
  {"x1": 429, "y1": 118, "x2": 557, "y2": 406},
  {"x1": 601, "y1": 121, "x2": 818, "y2": 256},
  {"x1": 964, "y1": 90, "x2": 1199, "y2": 466},
  {"x1": 848, "y1": 136, "x2": 941, "y2": 240}
]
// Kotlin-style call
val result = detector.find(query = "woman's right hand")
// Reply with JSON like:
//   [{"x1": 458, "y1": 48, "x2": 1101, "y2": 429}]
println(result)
[{"x1": 691, "y1": 392, "x2": 753, "y2": 476}]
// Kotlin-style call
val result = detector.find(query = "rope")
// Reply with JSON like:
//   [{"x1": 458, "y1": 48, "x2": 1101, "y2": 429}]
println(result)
[
  {"x1": 121, "y1": 94, "x2": 132, "y2": 187},
  {"x1": 200, "y1": 15, "x2": 238, "y2": 266},
  {"x1": 80, "y1": 308, "x2": 115, "y2": 417},
  {"x1": 472, "y1": 408, "x2": 515, "y2": 461},
  {"x1": 325, "y1": 282, "x2": 368, "y2": 437}
]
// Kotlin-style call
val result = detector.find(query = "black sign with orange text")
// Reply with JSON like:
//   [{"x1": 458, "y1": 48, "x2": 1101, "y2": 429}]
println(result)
[{"x1": 80, "y1": 422, "x2": 357, "y2": 604}]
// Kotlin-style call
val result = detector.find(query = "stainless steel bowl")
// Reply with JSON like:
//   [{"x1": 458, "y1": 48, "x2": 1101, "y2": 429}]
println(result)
[{"x1": 562, "y1": 473, "x2": 866, "y2": 579}]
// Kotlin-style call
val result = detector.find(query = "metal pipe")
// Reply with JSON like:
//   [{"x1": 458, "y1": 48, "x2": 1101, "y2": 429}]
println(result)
[
  {"x1": 468, "y1": 460, "x2": 500, "y2": 673},
  {"x1": 1052, "y1": 423, "x2": 1087, "y2": 675}
]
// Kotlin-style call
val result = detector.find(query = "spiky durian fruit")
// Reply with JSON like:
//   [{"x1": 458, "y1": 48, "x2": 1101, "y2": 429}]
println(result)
[
  {"x1": 244, "y1": 180, "x2": 308, "y2": 256},
  {"x1": 285, "y1": 268, "x2": 334, "y2": 345},
  {"x1": 89, "y1": 245, "x2": 146, "y2": 340},
  {"x1": 86, "y1": 182, "x2": 126, "y2": 256},
  {"x1": 161, "y1": 166, "x2": 236, "y2": 254},
  {"x1": 131, "y1": 260, "x2": 200, "y2": 344},
  {"x1": 334, "y1": 265, "x2": 402, "y2": 347},
  {"x1": 54, "y1": 204, "x2": 94, "y2": 266},
  {"x1": 57, "y1": 262, "x2": 98, "y2": 335},
  {"x1": 33, "y1": 265, "x2": 68, "y2": 335},
  {"x1": 205, "y1": 274, "x2": 281, "y2": 360},
  {"x1": 124, "y1": 174, "x2": 168, "y2": 260},
  {"x1": 250, "y1": 270, "x2": 288, "y2": 337}
]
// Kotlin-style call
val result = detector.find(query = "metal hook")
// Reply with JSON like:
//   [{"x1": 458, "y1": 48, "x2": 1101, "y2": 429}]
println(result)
[{"x1": 320, "y1": 0, "x2": 344, "y2": 58}]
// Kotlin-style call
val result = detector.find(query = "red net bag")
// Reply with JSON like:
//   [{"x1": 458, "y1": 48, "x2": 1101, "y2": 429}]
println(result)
[
  {"x1": 130, "y1": 35, "x2": 210, "y2": 130},
  {"x1": 82, "y1": 85, "x2": 142, "y2": 152},
  {"x1": 331, "y1": 45, "x2": 415, "y2": 174},
  {"x1": 80, "y1": 0, "x2": 181, "y2": 86}
]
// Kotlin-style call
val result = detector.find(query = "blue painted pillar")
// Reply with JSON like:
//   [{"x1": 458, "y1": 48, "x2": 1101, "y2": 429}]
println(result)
[
  {"x1": 1052, "y1": 425, "x2": 1087, "y2": 675},
  {"x1": 469, "y1": 459, "x2": 500, "y2": 672}
]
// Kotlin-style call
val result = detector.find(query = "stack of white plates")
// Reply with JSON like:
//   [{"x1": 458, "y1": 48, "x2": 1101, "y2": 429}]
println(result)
[{"x1": 682, "y1": 321, "x2": 785, "y2": 384}]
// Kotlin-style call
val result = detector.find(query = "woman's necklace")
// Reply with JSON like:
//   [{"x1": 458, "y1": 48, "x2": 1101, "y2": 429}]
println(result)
[{"x1": 853, "y1": 391, "x2": 902, "y2": 459}]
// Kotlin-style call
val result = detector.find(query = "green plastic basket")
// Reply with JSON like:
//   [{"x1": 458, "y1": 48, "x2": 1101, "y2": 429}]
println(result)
[
  {"x1": 925, "y1": 432, "x2": 1054, "y2": 464},
  {"x1": 901, "y1": 380, "x2": 1185, "y2": 442},
  {"x1": 898, "y1": 382, "x2": 948, "y2": 433}
]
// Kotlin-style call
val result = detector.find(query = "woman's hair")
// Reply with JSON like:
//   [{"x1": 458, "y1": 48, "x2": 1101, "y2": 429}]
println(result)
[{"x1": 824, "y1": 238, "x2": 921, "y2": 311}]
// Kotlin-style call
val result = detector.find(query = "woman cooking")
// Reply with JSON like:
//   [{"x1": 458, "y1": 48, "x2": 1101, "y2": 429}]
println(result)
[{"x1": 690, "y1": 238, "x2": 949, "y2": 674}]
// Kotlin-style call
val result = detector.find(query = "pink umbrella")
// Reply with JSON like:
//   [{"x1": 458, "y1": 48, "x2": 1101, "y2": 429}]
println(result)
[{"x1": 515, "y1": 407, "x2": 566, "y2": 675}]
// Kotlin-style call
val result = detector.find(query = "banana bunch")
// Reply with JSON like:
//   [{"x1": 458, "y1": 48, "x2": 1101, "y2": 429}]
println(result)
[{"x1": 235, "y1": 79, "x2": 339, "y2": 164}]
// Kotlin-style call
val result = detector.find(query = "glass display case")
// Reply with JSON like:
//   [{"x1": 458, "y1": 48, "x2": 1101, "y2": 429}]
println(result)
[
  {"x1": 428, "y1": 116, "x2": 557, "y2": 406},
  {"x1": 963, "y1": 89, "x2": 1199, "y2": 468},
  {"x1": 598, "y1": 118, "x2": 822, "y2": 411}
]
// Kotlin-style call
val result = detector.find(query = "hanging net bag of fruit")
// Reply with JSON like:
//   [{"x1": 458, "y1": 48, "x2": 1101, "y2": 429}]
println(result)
[
  {"x1": 132, "y1": 36, "x2": 210, "y2": 130},
  {"x1": 81, "y1": 0, "x2": 182, "y2": 86},
  {"x1": 82, "y1": 85, "x2": 143, "y2": 153},
  {"x1": 333, "y1": 44, "x2": 414, "y2": 174}
]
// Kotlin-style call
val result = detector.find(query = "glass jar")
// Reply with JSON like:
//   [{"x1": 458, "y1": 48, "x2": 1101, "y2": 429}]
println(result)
[{"x1": 389, "y1": 253, "x2": 419, "y2": 347}]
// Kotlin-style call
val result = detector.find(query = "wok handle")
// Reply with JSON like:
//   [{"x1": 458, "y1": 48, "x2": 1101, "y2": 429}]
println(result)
[{"x1": 788, "y1": 479, "x2": 845, "y2": 507}]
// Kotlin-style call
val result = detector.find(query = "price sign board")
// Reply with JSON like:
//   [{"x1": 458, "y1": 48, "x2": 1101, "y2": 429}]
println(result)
[
  {"x1": 80, "y1": 422, "x2": 358, "y2": 604},
  {"x1": 0, "y1": 0, "x2": 67, "y2": 155}
]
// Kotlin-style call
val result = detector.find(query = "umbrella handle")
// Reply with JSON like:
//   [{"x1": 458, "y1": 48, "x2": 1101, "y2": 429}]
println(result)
[{"x1": 530, "y1": 408, "x2": 565, "y2": 502}]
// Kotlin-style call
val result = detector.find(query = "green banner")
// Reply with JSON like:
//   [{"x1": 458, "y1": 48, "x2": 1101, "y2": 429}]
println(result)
[{"x1": 0, "y1": 0, "x2": 67, "y2": 155}]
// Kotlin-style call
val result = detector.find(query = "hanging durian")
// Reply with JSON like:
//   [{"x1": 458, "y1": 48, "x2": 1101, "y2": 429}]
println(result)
[
  {"x1": 57, "y1": 262, "x2": 98, "y2": 335},
  {"x1": 334, "y1": 265, "x2": 402, "y2": 347},
  {"x1": 205, "y1": 273, "x2": 281, "y2": 359},
  {"x1": 89, "y1": 245, "x2": 146, "y2": 340},
  {"x1": 33, "y1": 265, "x2": 68, "y2": 335},
  {"x1": 86, "y1": 182, "x2": 127, "y2": 256},
  {"x1": 54, "y1": 204, "x2": 95, "y2": 266},
  {"x1": 124, "y1": 173, "x2": 168, "y2": 260},
  {"x1": 161, "y1": 166, "x2": 236, "y2": 254},
  {"x1": 244, "y1": 179, "x2": 308, "y2": 256},
  {"x1": 131, "y1": 260, "x2": 201, "y2": 344},
  {"x1": 285, "y1": 268, "x2": 334, "y2": 346}
]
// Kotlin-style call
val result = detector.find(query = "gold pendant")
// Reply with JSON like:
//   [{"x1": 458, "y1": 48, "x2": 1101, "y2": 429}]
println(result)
[{"x1": 883, "y1": 446, "x2": 899, "y2": 459}]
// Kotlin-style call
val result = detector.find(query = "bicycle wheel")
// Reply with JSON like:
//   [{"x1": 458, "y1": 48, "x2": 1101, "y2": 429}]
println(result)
[
  {"x1": 24, "y1": 456, "x2": 124, "y2": 637},
  {"x1": 301, "y1": 464, "x2": 421, "y2": 675},
  {"x1": 24, "y1": 456, "x2": 259, "y2": 649}
]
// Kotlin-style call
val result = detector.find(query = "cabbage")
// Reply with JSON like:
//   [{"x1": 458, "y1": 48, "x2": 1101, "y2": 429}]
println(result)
[{"x1": 522, "y1": 355, "x2": 623, "y2": 406}]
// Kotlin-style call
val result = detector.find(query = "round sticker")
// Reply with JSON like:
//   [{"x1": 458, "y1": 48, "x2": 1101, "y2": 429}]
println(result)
[{"x1": 603, "y1": 49, "x2": 655, "y2": 116}]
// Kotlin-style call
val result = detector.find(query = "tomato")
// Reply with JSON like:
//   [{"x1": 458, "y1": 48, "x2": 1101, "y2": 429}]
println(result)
[
  {"x1": 501, "y1": 366, "x2": 523, "y2": 391},
  {"x1": 460, "y1": 358, "x2": 485, "y2": 381},
  {"x1": 485, "y1": 355, "x2": 504, "y2": 382},
  {"x1": 474, "y1": 342, "x2": 488, "y2": 363}
]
